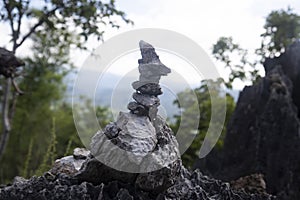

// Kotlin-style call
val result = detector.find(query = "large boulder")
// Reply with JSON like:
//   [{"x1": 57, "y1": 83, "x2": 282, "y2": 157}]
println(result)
[{"x1": 196, "y1": 41, "x2": 300, "y2": 199}]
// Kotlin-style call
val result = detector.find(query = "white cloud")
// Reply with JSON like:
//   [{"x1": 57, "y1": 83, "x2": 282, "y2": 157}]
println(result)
[
  {"x1": 108, "y1": 0, "x2": 299, "y2": 89},
  {"x1": 115, "y1": 0, "x2": 298, "y2": 50},
  {"x1": 1, "y1": 0, "x2": 299, "y2": 89}
]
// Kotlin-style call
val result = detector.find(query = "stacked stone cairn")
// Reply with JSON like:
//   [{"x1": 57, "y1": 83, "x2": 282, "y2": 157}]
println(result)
[
  {"x1": 89, "y1": 40, "x2": 180, "y2": 175},
  {"x1": 128, "y1": 40, "x2": 171, "y2": 128}
]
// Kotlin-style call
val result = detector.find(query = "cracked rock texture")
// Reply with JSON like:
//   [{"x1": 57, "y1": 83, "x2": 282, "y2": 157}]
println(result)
[
  {"x1": 0, "y1": 151, "x2": 275, "y2": 200},
  {"x1": 196, "y1": 41, "x2": 300, "y2": 199}
]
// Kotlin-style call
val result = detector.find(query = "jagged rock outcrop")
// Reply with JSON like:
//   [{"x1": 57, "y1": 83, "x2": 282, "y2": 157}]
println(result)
[
  {"x1": 196, "y1": 41, "x2": 300, "y2": 199},
  {"x1": 230, "y1": 174, "x2": 267, "y2": 195},
  {"x1": 0, "y1": 41, "x2": 275, "y2": 200},
  {"x1": 0, "y1": 148, "x2": 275, "y2": 200}
]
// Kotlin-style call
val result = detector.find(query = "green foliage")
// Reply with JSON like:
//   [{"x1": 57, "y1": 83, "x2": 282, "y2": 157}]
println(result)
[
  {"x1": 35, "y1": 118, "x2": 58, "y2": 176},
  {"x1": 171, "y1": 79, "x2": 236, "y2": 168},
  {"x1": 212, "y1": 7, "x2": 300, "y2": 87},
  {"x1": 258, "y1": 7, "x2": 300, "y2": 57},
  {"x1": 0, "y1": 30, "x2": 79, "y2": 182},
  {"x1": 64, "y1": 137, "x2": 73, "y2": 157},
  {"x1": 22, "y1": 138, "x2": 33, "y2": 178},
  {"x1": 0, "y1": 0, "x2": 133, "y2": 51},
  {"x1": 212, "y1": 37, "x2": 260, "y2": 88},
  {"x1": 0, "y1": 0, "x2": 131, "y2": 183},
  {"x1": 96, "y1": 106, "x2": 113, "y2": 128}
]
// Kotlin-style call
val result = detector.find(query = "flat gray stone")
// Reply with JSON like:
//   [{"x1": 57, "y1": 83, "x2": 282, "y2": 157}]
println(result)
[
  {"x1": 73, "y1": 148, "x2": 90, "y2": 160},
  {"x1": 136, "y1": 83, "x2": 162, "y2": 96},
  {"x1": 90, "y1": 112, "x2": 158, "y2": 169},
  {"x1": 127, "y1": 101, "x2": 148, "y2": 116},
  {"x1": 139, "y1": 63, "x2": 171, "y2": 77},
  {"x1": 132, "y1": 92, "x2": 160, "y2": 107}
]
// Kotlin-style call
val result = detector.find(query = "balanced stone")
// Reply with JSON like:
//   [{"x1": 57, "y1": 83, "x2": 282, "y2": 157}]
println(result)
[
  {"x1": 91, "y1": 112, "x2": 158, "y2": 167},
  {"x1": 137, "y1": 40, "x2": 171, "y2": 78},
  {"x1": 132, "y1": 92, "x2": 160, "y2": 107},
  {"x1": 103, "y1": 122, "x2": 120, "y2": 139},
  {"x1": 139, "y1": 74, "x2": 161, "y2": 84},
  {"x1": 138, "y1": 40, "x2": 161, "y2": 64},
  {"x1": 128, "y1": 41, "x2": 171, "y2": 124},
  {"x1": 127, "y1": 102, "x2": 148, "y2": 116},
  {"x1": 132, "y1": 80, "x2": 155, "y2": 90},
  {"x1": 136, "y1": 83, "x2": 162, "y2": 96},
  {"x1": 132, "y1": 40, "x2": 171, "y2": 91},
  {"x1": 139, "y1": 63, "x2": 171, "y2": 77}
]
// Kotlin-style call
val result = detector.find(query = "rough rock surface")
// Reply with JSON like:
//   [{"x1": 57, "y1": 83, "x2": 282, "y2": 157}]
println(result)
[
  {"x1": 0, "y1": 41, "x2": 275, "y2": 199},
  {"x1": 230, "y1": 174, "x2": 267, "y2": 195},
  {"x1": 90, "y1": 112, "x2": 161, "y2": 170},
  {"x1": 196, "y1": 41, "x2": 300, "y2": 199},
  {"x1": 0, "y1": 151, "x2": 275, "y2": 200}
]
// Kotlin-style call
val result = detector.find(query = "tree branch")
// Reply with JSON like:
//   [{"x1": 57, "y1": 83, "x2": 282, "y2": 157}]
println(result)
[
  {"x1": 14, "y1": 0, "x2": 28, "y2": 52},
  {"x1": 15, "y1": 7, "x2": 59, "y2": 49},
  {"x1": 8, "y1": 88, "x2": 19, "y2": 125},
  {"x1": 3, "y1": 0, "x2": 17, "y2": 52}
]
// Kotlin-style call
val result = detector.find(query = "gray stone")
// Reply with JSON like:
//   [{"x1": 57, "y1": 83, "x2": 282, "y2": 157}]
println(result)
[
  {"x1": 50, "y1": 155, "x2": 85, "y2": 175},
  {"x1": 90, "y1": 112, "x2": 158, "y2": 169},
  {"x1": 139, "y1": 63, "x2": 171, "y2": 77},
  {"x1": 196, "y1": 41, "x2": 300, "y2": 200},
  {"x1": 138, "y1": 40, "x2": 160, "y2": 64},
  {"x1": 73, "y1": 148, "x2": 90, "y2": 160},
  {"x1": 139, "y1": 74, "x2": 161, "y2": 84},
  {"x1": 127, "y1": 102, "x2": 148, "y2": 116},
  {"x1": 136, "y1": 83, "x2": 162, "y2": 96},
  {"x1": 0, "y1": 47, "x2": 24, "y2": 78},
  {"x1": 103, "y1": 122, "x2": 120, "y2": 139},
  {"x1": 116, "y1": 188, "x2": 134, "y2": 200},
  {"x1": 132, "y1": 81, "x2": 154, "y2": 90},
  {"x1": 137, "y1": 40, "x2": 171, "y2": 87},
  {"x1": 74, "y1": 158, "x2": 137, "y2": 185},
  {"x1": 132, "y1": 92, "x2": 160, "y2": 107},
  {"x1": 12, "y1": 176, "x2": 28, "y2": 188},
  {"x1": 135, "y1": 159, "x2": 181, "y2": 194}
]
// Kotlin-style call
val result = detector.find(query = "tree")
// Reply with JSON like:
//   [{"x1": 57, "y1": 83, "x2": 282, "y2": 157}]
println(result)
[
  {"x1": 0, "y1": 0, "x2": 132, "y2": 158},
  {"x1": 171, "y1": 79, "x2": 236, "y2": 168},
  {"x1": 0, "y1": 29, "x2": 113, "y2": 183},
  {"x1": 258, "y1": 7, "x2": 300, "y2": 57},
  {"x1": 212, "y1": 37, "x2": 260, "y2": 88},
  {"x1": 212, "y1": 7, "x2": 300, "y2": 87}
]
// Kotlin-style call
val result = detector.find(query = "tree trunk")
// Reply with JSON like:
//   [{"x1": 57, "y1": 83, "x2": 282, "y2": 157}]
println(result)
[{"x1": 0, "y1": 78, "x2": 12, "y2": 159}]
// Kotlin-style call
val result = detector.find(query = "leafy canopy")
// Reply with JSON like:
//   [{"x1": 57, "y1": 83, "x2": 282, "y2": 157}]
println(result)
[
  {"x1": 212, "y1": 7, "x2": 300, "y2": 87},
  {"x1": 0, "y1": 0, "x2": 132, "y2": 52},
  {"x1": 171, "y1": 79, "x2": 235, "y2": 168}
]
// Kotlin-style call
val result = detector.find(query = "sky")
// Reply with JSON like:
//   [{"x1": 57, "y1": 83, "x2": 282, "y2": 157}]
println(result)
[
  {"x1": 93, "y1": 0, "x2": 300, "y2": 89},
  {"x1": 113, "y1": 0, "x2": 300, "y2": 51},
  {"x1": 0, "y1": 0, "x2": 299, "y2": 89}
]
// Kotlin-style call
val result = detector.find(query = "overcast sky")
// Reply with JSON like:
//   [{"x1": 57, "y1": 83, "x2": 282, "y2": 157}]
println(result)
[
  {"x1": 114, "y1": 0, "x2": 300, "y2": 51},
  {"x1": 1, "y1": 0, "x2": 298, "y2": 60},
  {"x1": 0, "y1": 0, "x2": 299, "y2": 89},
  {"x1": 97, "y1": 0, "x2": 300, "y2": 88}
]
